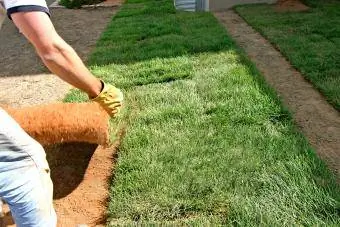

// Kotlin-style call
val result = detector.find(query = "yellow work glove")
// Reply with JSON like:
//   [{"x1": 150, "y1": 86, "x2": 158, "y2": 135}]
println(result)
[{"x1": 91, "y1": 81, "x2": 123, "y2": 117}]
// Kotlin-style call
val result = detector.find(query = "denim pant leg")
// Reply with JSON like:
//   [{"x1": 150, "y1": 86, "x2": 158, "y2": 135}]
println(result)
[{"x1": 0, "y1": 108, "x2": 57, "y2": 227}]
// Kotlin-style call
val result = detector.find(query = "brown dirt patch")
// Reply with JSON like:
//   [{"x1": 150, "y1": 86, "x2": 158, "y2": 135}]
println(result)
[
  {"x1": 214, "y1": 10, "x2": 340, "y2": 180},
  {"x1": 275, "y1": 0, "x2": 310, "y2": 12},
  {"x1": 48, "y1": 139, "x2": 122, "y2": 226},
  {"x1": 0, "y1": 3, "x2": 123, "y2": 227}
]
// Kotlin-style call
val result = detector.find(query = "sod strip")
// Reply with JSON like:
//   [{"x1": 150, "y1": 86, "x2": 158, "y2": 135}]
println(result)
[
  {"x1": 108, "y1": 51, "x2": 339, "y2": 226},
  {"x1": 64, "y1": 0, "x2": 340, "y2": 225},
  {"x1": 235, "y1": 1, "x2": 340, "y2": 110}
]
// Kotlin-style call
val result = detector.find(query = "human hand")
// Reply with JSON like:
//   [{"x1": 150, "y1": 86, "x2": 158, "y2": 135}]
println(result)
[{"x1": 91, "y1": 81, "x2": 123, "y2": 117}]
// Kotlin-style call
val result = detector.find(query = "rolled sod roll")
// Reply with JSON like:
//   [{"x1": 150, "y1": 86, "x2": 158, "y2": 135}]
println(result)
[{"x1": 4, "y1": 102, "x2": 110, "y2": 146}]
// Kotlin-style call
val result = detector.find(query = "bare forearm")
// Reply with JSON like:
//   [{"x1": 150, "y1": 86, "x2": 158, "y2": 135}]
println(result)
[
  {"x1": 37, "y1": 38, "x2": 102, "y2": 98},
  {"x1": 10, "y1": 11, "x2": 123, "y2": 117},
  {"x1": 11, "y1": 11, "x2": 102, "y2": 98}
]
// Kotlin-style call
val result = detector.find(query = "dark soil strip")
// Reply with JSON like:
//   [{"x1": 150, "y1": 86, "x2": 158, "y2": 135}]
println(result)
[{"x1": 214, "y1": 10, "x2": 340, "y2": 179}]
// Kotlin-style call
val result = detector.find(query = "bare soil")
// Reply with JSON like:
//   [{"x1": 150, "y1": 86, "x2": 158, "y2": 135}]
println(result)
[
  {"x1": 214, "y1": 10, "x2": 340, "y2": 181},
  {"x1": 49, "y1": 135, "x2": 123, "y2": 227},
  {"x1": 0, "y1": 2, "x2": 122, "y2": 227},
  {"x1": 275, "y1": 0, "x2": 310, "y2": 12}
]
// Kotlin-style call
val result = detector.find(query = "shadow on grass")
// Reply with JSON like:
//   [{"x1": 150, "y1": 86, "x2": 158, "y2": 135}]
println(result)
[{"x1": 88, "y1": 12, "x2": 234, "y2": 67}]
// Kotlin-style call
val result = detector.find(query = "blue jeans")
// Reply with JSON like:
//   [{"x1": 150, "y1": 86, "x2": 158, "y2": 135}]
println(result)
[{"x1": 0, "y1": 108, "x2": 57, "y2": 227}]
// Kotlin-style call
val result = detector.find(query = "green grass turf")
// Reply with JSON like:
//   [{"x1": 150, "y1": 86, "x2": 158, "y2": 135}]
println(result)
[
  {"x1": 64, "y1": 0, "x2": 340, "y2": 225},
  {"x1": 235, "y1": 0, "x2": 340, "y2": 110}
]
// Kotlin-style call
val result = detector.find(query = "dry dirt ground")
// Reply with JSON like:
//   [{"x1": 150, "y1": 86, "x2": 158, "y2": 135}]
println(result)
[
  {"x1": 275, "y1": 0, "x2": 310, "y2": 12},
  {"x1": 0, "y1": 1, "x2": 122, "y2": 226},
  {"x1": 214, "y1": 10, "x2": 340, "y2": 180}
]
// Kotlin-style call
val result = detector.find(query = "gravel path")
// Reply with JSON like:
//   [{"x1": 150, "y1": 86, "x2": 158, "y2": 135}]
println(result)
[{"x1": 214, "y1": 10, "x2": 340, "y2": 179}]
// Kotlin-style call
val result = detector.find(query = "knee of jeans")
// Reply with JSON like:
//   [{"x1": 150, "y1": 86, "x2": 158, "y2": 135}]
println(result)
[{"x1": 6, "y1": 161, "x2": 56, "y2": 227}]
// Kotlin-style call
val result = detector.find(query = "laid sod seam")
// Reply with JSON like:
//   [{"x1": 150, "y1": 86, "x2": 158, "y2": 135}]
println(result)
[
  {"x1": 235, "y1": 0, "x2": 340, "y2": 110},
  {"x1": 88, "y1": 0, "x2": 232, "y2": 65},
  {"x1": 65, "y1": 0, "x2": 340, "y2": 225}
]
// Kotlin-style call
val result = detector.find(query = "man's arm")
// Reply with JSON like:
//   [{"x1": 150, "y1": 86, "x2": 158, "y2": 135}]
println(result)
[
  {"x1": 6, "y1": 7, "x2": 122, "y2": 115},
  {"x1": 11, "y1": 11, "x2": 103, "y2": 98}
]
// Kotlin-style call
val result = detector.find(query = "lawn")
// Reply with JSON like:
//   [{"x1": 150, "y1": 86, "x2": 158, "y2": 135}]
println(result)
[
  {"x1": 65, "y1": 0, "x2": 340, "y2": 225},
  {"x1": 235, "y1": 0, "x2": 340, "y2": 110}
]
